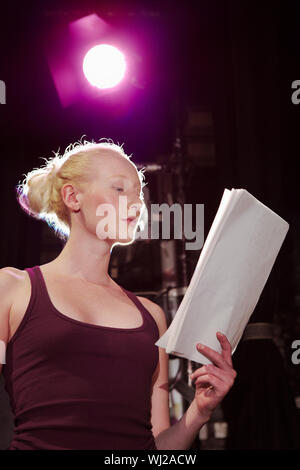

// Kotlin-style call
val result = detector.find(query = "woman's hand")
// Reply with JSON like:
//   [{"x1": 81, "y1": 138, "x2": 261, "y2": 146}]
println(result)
[{"x1": 190, "y1": 331, "x2": 237, "y2": 421}]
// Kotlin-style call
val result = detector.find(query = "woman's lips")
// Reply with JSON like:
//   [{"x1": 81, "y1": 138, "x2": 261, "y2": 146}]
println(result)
[{"x1": 122, "y1": 217, "x2": 138, "y2": 223}]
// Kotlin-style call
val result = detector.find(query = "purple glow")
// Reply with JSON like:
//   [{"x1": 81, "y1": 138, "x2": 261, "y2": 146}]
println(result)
[{"x1": 83, "y1": 44, "x2": 126, "y2": 89}]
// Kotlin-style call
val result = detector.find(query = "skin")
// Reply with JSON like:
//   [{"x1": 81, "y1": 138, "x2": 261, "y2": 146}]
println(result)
[
  {"x1": 154, "y1": 332, "x2": 237, "y2": 450},
  {"x1": 1, "y1": 148, "x2": 237, "y2": 449},
  {"x1": 156, "y1": 333, "x2": 237, "y2": 409},
  {"x1": 50, "y1": 150, "x2": 144, "y2": 285},
  {"x1": 192, "y1": 332, "x2": 237, "y2": 420}
]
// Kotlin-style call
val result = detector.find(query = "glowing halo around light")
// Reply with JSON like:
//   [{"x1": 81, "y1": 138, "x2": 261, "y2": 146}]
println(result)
[{"x1": 83, "y1": 44, "x2": 126, "y2": 89}]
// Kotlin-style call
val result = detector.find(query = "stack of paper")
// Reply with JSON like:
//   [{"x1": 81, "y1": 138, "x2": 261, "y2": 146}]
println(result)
[{"x1": 155, "y1": 188, "x2": 289, "y2": 364}]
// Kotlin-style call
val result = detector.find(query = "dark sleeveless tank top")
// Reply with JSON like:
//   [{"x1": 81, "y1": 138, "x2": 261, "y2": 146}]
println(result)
[{"x1": 2, "y1": 265, "x2": 160, "y2": 450}]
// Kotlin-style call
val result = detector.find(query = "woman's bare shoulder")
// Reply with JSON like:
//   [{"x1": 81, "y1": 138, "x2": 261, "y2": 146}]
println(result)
[
  {"x1": 136, "y1": 296, "x2": 168, "y2": 336},
  {"x1": 0, "y1": 266, "x2": 27, "y2": 282},
  {"x1": 137, "y1": 295, "x2": 164, "y2": 314},
  {"x1": 0, "y1": 267, "x2": 28, "y2": 297},
  {"x1": 0, "y1": 267, "x2": 26, "y2": 321}
]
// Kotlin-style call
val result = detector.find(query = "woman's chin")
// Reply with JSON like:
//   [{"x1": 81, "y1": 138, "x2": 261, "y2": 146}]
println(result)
[
  {"x1": 96, "y1": 223, "x2": 136, "y2": 242},
  {"x1": 117, "y1": 229, "x2": 137, "y2": 245}
]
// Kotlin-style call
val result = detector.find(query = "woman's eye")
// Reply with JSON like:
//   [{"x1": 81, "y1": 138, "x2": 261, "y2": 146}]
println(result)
[{"x1": 114, "y1": 187, "x2": 124, "y2": 192}]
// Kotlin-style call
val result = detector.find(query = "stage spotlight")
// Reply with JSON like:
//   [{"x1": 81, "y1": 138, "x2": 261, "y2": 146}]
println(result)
[
  {"x1": 46, "y1": 13, "x2": 148, "y2": 108},
  {"x1": 83, "y1": 44, "x2": 126, "y2": 89}
]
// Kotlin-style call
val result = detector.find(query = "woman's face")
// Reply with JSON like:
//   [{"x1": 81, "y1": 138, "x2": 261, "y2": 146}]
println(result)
[{"x1": 79, "y1": 151, "x2": 144, "y2": 245}]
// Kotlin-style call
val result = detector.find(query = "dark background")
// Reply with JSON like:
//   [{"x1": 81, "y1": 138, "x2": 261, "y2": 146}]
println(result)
[{"x1": 0, "y1": 0, "x2": 299, "y2": 450}]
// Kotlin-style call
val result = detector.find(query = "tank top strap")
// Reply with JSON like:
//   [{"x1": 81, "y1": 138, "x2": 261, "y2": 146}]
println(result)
[
  {"x1": 7, "y1": 266, "x2": 46, "y2": 345},
  {"x1": 121, "y1": 287, "x2": 160, "y2": 339},
  {"x1": 24, "y1": 265, "x2": 45, "y2": 306},
  {"x1": 24, "y1": 265, "x2": 52, "y2": 312}
]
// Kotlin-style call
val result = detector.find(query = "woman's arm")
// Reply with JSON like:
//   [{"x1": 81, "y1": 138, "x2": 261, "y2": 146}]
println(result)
[
  {"x1": 138, "y1": 298, "x2": 208, "y2": 450},
  {"x1": 154, "y1": 397, "x2": 209, "y2": 450},
  {"x1": 154, "y1": 333, "x2": 238, "y2": 450},
  {"x1": 0, "y1": 268, "x2": 17, "y2": 374},
  {"x1": 137, "y1": 297, "x2": 171, "y2": 438},
  {"x1": 139, "y1": 298, "x2": 237, "y2": 450}
]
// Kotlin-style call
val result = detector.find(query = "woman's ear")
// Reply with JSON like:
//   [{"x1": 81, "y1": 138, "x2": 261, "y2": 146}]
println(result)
[{"x1": 61, "y1": 183, "x2": 81, "y2": 213}]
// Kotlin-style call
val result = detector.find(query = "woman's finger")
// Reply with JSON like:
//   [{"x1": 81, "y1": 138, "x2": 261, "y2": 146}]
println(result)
[
  {"x1": 194, "y1": 373, "x2": 226, "y2": 395},
  {"x1": 216, "y1": 332, "x2": 233, "y2": 367},
  {"x1": 196, "y1": 343, "x2": 232, "y2": 372},
  {"x1": 191, "y1": 364, "x2": 237, "y2": 385}
]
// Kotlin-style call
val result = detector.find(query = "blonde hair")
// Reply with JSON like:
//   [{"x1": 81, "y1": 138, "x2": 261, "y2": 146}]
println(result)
[{"x1": 15, "y1": 137, "x2": 146, "y2": 242}]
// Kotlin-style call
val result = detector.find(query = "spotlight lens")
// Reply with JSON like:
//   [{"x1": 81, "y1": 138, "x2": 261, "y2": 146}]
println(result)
[{"x1": 83, "y1": 44, "x2": 126, "y2": 89}]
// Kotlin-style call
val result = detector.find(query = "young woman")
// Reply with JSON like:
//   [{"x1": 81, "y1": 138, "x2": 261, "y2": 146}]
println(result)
[{"x1": 0, "y1": 139, "x2": 237, "y2": 450}]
